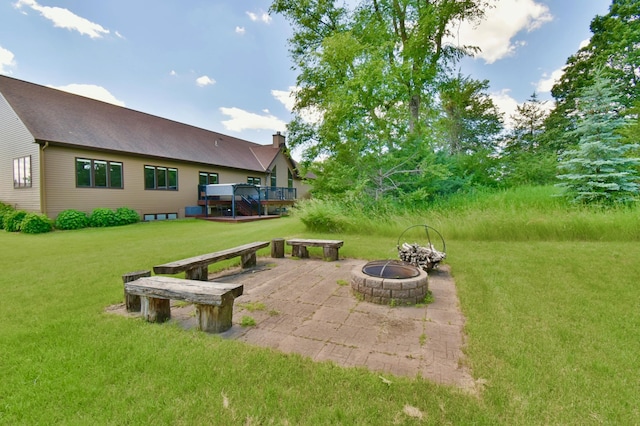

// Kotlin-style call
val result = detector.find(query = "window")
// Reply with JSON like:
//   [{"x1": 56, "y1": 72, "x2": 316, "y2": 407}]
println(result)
[
  {"x1": 75, "y1": 158, "x2": 123, "y2": 188},
  {"x1": 144, "y1": 213, "x2": 178, "y2": 221},
  {"x1": 288, "y1": 169, "x2": 294, "y2": 188},
  {"x1": 145, "y1": 165, "x2": 178, "y2": 190},
  {"x1": 270, "y1": 166, "x2": 277, "y2": 187},
  {"x1": 247, "y1": 176, "x2": 261, "y2": 185},
  {"x1": 13, "y1": 156, "x2": 32, "y2": 188},
  {"x1": 199, "y1": 172, "x2": 219, "y2": 185}
]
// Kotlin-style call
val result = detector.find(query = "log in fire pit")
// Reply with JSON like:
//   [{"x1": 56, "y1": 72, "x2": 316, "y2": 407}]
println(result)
[{"x1": 351, "y1": 260, "x2": 428, "y2": 305}]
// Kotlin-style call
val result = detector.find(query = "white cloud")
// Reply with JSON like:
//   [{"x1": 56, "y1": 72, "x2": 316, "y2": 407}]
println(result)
[
  {"x1": 271, "y1": 88, "x2": 296, "y2": 112},
  {"x1": 14, "y1": 0, "x2": 110, "y2": 39},
  {"x1": 169, "y1": 70, "x2": 177, "y2": 76},
  {"x1": 578, "y1": 38, "x2": 590, "y2": 49},
  {"x1": 490, "y1": 89, "x2": 520, "y2": 128},
  {"x1": 246, "y1": 11, "x2": 272, "y2": 24},
  {"x1": 536, "y1": 67, "x2": 565, "y2": 93},
  {"x1": 0, "y1": 45, "x2": 16, "y2": 74},
  {"x1": 272, "y1": 86, "x2": 323, "y2": 124},
  {"x1": 49, "y1": 83, "x2": 125, "y2": 106},
  {"x1": 196, "y1": 75, "x2": 216, "y2": 87},
  {"x1": 219, "y1": 107, "x2": 286, "y2": 133},
  {"x1": 448, "y1": 0, "x2": 553, "y2": 64},
  {"x1": 490, "y1": 88, "x2": 554, "y2": 129},
  {"x1": 235, "y1": 26, "x2": 246, "y2": 35}
]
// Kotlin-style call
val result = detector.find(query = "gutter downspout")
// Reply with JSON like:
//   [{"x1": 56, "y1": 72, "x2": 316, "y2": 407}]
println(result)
[{"x1": 39, "y1": 141, "x2": 49, "y2": 215}]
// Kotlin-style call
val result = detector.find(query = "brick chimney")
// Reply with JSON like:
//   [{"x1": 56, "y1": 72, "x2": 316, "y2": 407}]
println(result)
[{"x1": 272, "y1": 131, "x2": 285, "y2": 148}]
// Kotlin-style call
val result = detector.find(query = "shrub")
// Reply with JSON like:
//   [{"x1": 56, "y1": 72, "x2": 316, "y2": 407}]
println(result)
[
  {"x1": 3, "y1": 210, "x2": 27, "y2": 232},
  {"x1": 293, "y1": 199, "x2": 352, "y2": 233},
  {"x1": 0, "y1": 203, "x2": 14, "y2": 230},
  {"x1": 115, "y1": 207, "x2": 140, "y2": 225},
  {"x1": 89, "y1": 208, "x2": 118, "y2": 228},
  {"x1": 20, "y1": 213, "x2": 53, "y2": 234},
  {"x1": 55, "y1": 209, "x2": 89, "y2": 230}
]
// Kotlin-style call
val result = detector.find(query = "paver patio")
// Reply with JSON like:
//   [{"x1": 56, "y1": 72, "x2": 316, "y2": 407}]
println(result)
[
  {"x1": 112, "y1": 256, "x2": 475, "y2": 391},
  {"x1": 211, "y1": 257, "x2": 475, "y2": 391}
]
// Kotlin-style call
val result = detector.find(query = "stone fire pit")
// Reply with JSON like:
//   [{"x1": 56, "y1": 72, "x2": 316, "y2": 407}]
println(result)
[{"x1": 351, "y1": 260, "x2": 428, "y2": 305}]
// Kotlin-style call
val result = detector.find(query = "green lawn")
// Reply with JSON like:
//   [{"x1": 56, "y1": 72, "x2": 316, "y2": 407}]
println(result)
[{"x1": 1, "y1": 216, "x2": 638, "y2": 424}]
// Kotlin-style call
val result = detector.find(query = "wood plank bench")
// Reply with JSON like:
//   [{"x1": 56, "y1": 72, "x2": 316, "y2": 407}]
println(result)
[
  {"x1": 153, "y1": 241, "x2": 270, "y2": 280},
  {"x1": 124, "y1": 276, "x2": 243, "y2": 333},
  {"x1": 286, "y1": 238, "x2": 344, "y2": 261}
]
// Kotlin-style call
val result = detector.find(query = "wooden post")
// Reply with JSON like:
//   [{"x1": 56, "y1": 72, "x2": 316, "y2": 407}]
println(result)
[
  {"x1": 271, "y1": 238, "x2": 285, "y2": 258},
  {"x1": 122, "y1": 270, "x2": 150, "y2": 312}
]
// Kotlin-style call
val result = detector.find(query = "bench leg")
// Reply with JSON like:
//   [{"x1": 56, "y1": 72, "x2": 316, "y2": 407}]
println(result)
[
  {"x1": 195, "y1": 293, "x2": 235, "y2": 333},
  {"x1": 122, "y1": 270, "x2": 151, "y2": 312},
  {"x1": 241, "y1": 251, "x2": 257, "y2": 268},
  {"x1": 141, "y1": 296, "x2": 171, "y2": 323},
  {"x1": 292, "y1": 245, "x2": 309, "y2": 258},
  {"x1": 323, "y1": 246, "x2": 339, "y2": 261},
  {"x1": 185, "y1": 265, "x2": 208, "y2": 281}
]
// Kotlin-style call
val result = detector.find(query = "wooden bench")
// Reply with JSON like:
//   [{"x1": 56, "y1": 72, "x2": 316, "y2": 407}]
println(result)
[
  {"x1": 153, "y1": 241, "x2": 270, "y2": 280},
  {"x1": 286, "y1": 239, "x2": 344, "y2": 261},
  {"x1": 124, "y1": 276, "x2": 243, "y2": 333}
]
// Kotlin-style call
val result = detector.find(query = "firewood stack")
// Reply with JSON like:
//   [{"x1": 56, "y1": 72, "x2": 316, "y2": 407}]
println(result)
[{"x1": 398, "y1": 242, "x2": 446, "y2": 272}]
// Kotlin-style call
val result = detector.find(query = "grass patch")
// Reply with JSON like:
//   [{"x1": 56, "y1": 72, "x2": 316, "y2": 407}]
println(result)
[
  {"x1": 240, "y1": 316, "x2": 257, "y2": 327},
  {"x1": 419, "y1": 333, "x2": 427, "y2": 346},
  {"x1": 1, "y1": 192, "x2": 640, "y2": 424},
  {"x1": 415, "y1": 291, "x2": 434, "y2": 307},
  {"x1": 336, "y1": 279, "x2": 349, "y2": 286},
  {"x1": 237, "y1": 302, "x2": 266, "y2": 312}
]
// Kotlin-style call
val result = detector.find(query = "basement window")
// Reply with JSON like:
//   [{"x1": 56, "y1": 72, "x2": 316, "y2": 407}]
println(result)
[{"x1": 143, "y1": 213, "x2": 178, "y2": 221}]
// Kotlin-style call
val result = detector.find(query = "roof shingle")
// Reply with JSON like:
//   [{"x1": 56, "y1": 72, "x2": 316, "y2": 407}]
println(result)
[{"x1": 0, "y1": 75, "x2": 280, "y2": 172}]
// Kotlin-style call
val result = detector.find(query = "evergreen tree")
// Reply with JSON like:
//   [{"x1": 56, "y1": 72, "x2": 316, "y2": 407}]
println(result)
[
  {"x1": 500, "y1": 93, "x2": 556, "y2": 186},
  {"x1": 556, "y1": 72, "x2": 640, "y2": 205},
  {"x1": 504, "y1": 92, "x2": 549, "y2": 155},
  {"x1": 545, "y1": 0, "x2": 640, "y2": 151}
]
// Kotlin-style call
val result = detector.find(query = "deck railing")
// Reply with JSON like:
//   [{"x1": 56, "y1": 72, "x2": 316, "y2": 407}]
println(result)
[
  {"x1": 198, "y1": 185, "x2": 297, "y2": 202},
  {"x1": 260, "y1": 186, "x2": 297, "y2": 201}
]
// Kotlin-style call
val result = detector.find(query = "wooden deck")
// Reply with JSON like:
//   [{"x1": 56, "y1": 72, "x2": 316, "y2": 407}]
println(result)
[{"x1": 195, "y1": 215, "x2": 282, "y2": 223}]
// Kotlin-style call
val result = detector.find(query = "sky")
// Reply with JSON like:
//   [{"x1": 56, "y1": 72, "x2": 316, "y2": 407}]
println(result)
[{"x1": 0, "y1": 0, "x2": 612, "y2": 153}]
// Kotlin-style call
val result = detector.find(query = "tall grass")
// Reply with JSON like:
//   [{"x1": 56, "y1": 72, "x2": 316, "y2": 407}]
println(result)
[{"x1": 293, "y1": 186, "x2": 640, "y2": 241}]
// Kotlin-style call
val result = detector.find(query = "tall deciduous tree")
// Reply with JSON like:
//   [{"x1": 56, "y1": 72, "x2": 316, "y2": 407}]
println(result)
[
  {"x1": 437, "y1": 74, "x2": 503, "y2": 155},
  {"x1": 270, "y1": 0, "x2": 489, "y2": 199},
  {"x1": 556, "y1": 73, "x2": 640, "y2": 205}
]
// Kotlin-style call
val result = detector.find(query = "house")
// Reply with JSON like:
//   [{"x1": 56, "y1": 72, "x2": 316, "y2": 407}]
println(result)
[{"x1": 0, "y1": 75, "x2": 310, "y2": 221}]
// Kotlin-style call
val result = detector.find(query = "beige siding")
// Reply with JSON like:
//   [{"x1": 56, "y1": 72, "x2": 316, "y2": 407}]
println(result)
[
  {"x1": 43, "y1": 146, "x2": 278, "y2": 219},
  {"x1": 268, "y1": 151, "x2": 311, "y2": 198},
  {"x1": 0, "y1": 93, "x2": 41, "y2": 212},
  {"x1": 216, "y1": 167, "x2": 262, "y2": 185}
]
